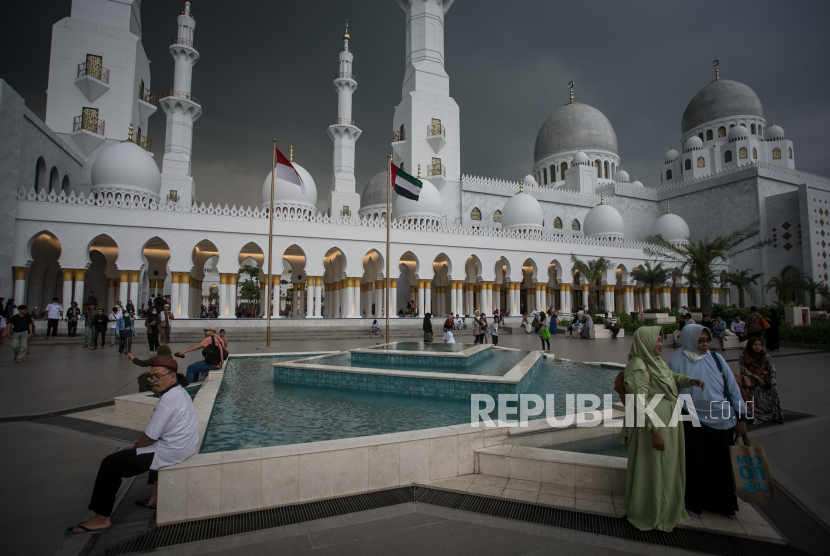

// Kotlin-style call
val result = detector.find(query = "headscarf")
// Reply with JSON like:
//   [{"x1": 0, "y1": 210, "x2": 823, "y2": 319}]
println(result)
[
  {"x1": 628, "y1": 326, "x2": 671, "y2": 378},
  {"x1": 671, "y1": 323, "x2": 744, "y2": 429},
  {"x1": 423, "y1": 313, "x2": 433, "y2": 333},
  {"x1": 742, "y1": 337, "x2": 768, "y2": 379}
]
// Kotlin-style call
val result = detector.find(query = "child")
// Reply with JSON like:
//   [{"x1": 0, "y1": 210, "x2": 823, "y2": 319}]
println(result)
[
  {"x1": 489, "y1": 318, "x2": 499, "y2": 346},
  {"x1": 576, "y1": 321, "x2": 583, "y2": 339},
  {"x1": 369, "y1": 319, "x2": 384, "y2": 337},
  {"x1": 443, "y1": 325, "x2": 455, "y2": 344}
]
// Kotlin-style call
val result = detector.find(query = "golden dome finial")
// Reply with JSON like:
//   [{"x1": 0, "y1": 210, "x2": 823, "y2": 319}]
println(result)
[
  {"x1": 713, "y1": 59, "x2": 720, "y2": 80},
  {"x1": 289, "y1": 145, "x2": 294, "y2": 163},
  {"x1": 343, "y1": 19, "x2": 350, "y2": 41},
  {"x1": 417, "y1": 164, "x2": 421, "y2": 178},
  {"x1": 568, "y1": 80, "x2": 575, "y2": 104},
  {"x1": 519, "y1": 178, "x2": 524, "y2": 193},
  {"x1": 666, "y1": 201, "x2": 671, "y2": 214},
  {"x1": 123, "y1": 122, "x2": 134, "y2": 143},
  {"x1": 600, "y1": 192, "x2": 606, "y2": 205}
]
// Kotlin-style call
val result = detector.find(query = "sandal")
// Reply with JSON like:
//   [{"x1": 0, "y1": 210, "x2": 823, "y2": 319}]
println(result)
[
  {"x1": 135, "y1": 498, "x2": 156, "y2": 510},
  {"x1": 66, "y1": 523, "x2": 109, "y2": 536}
]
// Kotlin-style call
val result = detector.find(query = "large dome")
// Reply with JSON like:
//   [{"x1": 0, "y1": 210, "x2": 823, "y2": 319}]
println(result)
[
  {"x1": 394, "y1": 180, "x2": 442, "y2": 221},
  {"x1": 262, "y1": 162, "x2": 317, "y2": 211},
  {"x1": 500, "y1": 190, "x2": 543, "y2": 230},
  {"x1": 681, "y1": 79, "x2": 763, "y2": 134},
  {"x1": 91, "y1": 141, "x2": 161, "y2": 198},
  {"x1": 534, "y1": 102, "x2": 618, "y2": 163},
  {"x1": 651, "y1": 204, "x2": 690, "y2": 244},
  {"x1": 360, "y1": 171, "x2": 388, "y2": 208},
  {"x1": 583, "y1": 198, "x2": 624, "y2": 240}
]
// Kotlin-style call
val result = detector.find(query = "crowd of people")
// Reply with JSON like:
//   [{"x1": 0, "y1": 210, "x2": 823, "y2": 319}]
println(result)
[{"x1": 672, "y1": 305, "x2": 780, "y2": 353}]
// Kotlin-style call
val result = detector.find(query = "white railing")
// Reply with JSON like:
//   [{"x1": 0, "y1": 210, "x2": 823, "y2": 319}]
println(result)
[{"x1": 462, "y1": 174, "x2": 604, "y2": 202}]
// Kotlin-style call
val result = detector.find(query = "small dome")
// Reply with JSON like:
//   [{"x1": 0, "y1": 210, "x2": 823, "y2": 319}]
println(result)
[
  {"x1": 523, "y1": 174, "x2": 538, "y2": 187},
  {"x1": 500, "y1": 190, "x2": 543, "y2": 230},
  {"x1": 360, "y1": 171, "x2": 388, "y2": 208},
  {"x1": 664, "y1": 148, "x2": 680, "y2": 164},
  {"x1": 614, "y1": 169, "x2": 630, "y2": 182},
  {"x1": 394, "y1": 180, "x2": 442, "y2": 221},
  {"x1": 684, "y1": 136, "x2": 703, "y2": 152},
  {"x1": 262, "y1": 162, "x2": 318, "y2": 211},
  {"x1": 651, "y1": 204, "x2": 690, "y2": 243},
  {"x1": 728, "y1": 125, "x2": 748, "y2": 141},
  {"x1": 630, "y1": 179, "x2": 644, "y2": 188},
  {"x1": 534, "y1": 102, "x2": 618, "y2": 162},
  {"x1": 681, "y1": 79, "x2": 763, "y2": 134},
  {"x1": 765, "y1": 123, "x2": 785, "y2": 141},
  {"x1": 572, "y1": 151, "x2": 589, "y2": 165},
  {"x1": 583, "y1": 198, "x2": 624, "y2": 240},
  {"x1": 91, "y1": 141, "x2": 161, "y2": 198}
]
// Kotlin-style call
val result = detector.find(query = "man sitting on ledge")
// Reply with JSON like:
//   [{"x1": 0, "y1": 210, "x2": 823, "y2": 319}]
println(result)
[
  {"x1": 66, "y1": 357, "x2": 198, "y2": 535},
  {"x1": 176, "y1": 326, "x2": 225, "y2": 382}
]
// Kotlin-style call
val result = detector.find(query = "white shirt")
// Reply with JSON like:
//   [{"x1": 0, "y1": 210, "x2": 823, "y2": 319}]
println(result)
[
  {"x1": 137, "y1": 385, "x2": 199, "y2": 470},
  {"x1": 45, "y1": 303, "x2": 63, "y2": 319},
  {"x1": 443, "y1": 331, "x2": 455, "y2": 343},
  {"x1": 160, "y1": 311, "x2": 172, "y2": 322},
  {"x1": 109, "y1": 312, "x2": 120, "y2": 329}
]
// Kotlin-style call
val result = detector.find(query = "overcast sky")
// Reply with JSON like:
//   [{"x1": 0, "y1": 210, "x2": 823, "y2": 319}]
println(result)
[{"x1": 4, "y1": 0, "x2": 829, "y2": 211}]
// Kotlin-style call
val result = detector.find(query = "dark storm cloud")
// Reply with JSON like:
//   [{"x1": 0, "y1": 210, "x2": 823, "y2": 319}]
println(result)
[{"x1": 3, "y1": 1, "x2": 829, "y2": 212}]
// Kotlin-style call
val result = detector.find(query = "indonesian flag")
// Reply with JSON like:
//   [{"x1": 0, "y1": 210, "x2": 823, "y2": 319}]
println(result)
[
  {"x1": 274, "y1": 146, "x2": 305, "y2": 194},
  {"x1": 390, "y1": 162, "x2": 422, "y2": 201}
]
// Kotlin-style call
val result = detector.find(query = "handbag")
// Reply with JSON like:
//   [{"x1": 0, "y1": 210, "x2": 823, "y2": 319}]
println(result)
[
  {"x1": 760, "y1": 317, "x2": 770, "y2": 330},
  {"x1": 730, "y1": 434, "x2": 774, "y2": 504}
]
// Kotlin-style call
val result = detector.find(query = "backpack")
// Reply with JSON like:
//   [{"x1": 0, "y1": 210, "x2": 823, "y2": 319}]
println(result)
[
  {"x1": 614, "y1": 357, "x2": 651, "y2": 406},
  {"x1": 202, "y1": 336, "x2": 222, "y2": 366}
]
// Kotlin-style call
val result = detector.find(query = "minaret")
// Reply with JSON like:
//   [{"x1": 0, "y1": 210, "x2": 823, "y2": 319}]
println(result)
[
  {"x1": 159, "y1": 0, "x2": 202, "y2": 204},
  {"x1": 326, "y1": 21, "x2": 362, "y2": 218},
  {"x1": 391, "y1": 0, "x2": 459, "y2": 199}
]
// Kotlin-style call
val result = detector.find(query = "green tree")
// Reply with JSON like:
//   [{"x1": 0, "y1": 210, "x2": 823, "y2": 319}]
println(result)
[
  {"x1": 800, "y1": 274, "x2": 827, "y2": 309},
  {"x1": 722, "y1": 268, "x2": 763, "y2": 307},
  {"x1": 630, "y1": 260, "x2": 668, "y2": 310},
  {"x1": 238, "y1": 265, "x2": 260, "y2": 317},
  {"x1": 570, "y1": 254, "x2": 613, "y2": 315},
  {"x1": 645, "y1": 221, "x2": 770, "y2": 316},
  {"x1": 763, "y1": 273, "x2": 800, "y2": 301}
]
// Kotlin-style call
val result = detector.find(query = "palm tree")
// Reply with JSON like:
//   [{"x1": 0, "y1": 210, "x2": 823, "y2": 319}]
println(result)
[
  {"x1": 722, "y1": 268, "x2": 764, "y2": 307},
  {"x1": 763, "y1": 273, "x2": 801, "y2": 301},
  {"x1": 645, "y1": 221, "x2": 770, "y2": 316},
  {"x1": 570, "y1": 254, "x2": 613, "y2": 315},
  {"x1": 800, "y1": 274, "x2": 827, "y2": 309},
  {"x1": 630, "y1": 260, "x2": 668, "y2": 309}
]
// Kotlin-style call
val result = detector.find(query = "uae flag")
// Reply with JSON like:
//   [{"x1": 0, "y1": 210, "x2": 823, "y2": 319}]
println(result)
[
  {"x1": 390, "y1": 163, "x2": 422, "y2": 201},
  {"x1": 274, "y1": 146, "x2": 305, "y2": 194}
]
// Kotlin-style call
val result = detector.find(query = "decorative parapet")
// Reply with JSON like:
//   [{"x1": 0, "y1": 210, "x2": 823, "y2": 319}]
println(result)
[
  {"x1": 17, "y1": 186, "x2": 654, "y2": 250},
  {"x1": 462, "y1": 174, "x2": 603, "y2": 202}
]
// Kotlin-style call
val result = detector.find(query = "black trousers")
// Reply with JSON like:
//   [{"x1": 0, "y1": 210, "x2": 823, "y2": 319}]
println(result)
[
  {"x1": 540, "y1": 338, "x2": 550, "y2": 350},
  {"x1": 683, "y1": 421, "x2": 738, "y2": 516},
  {"x1": 47, "y1": 318, "x2": 59, "y2": 336},
  {"x1": 94, "y1": 329, "x2": 106, "y2": 348},
  {"x1": 492, "y1": 336, "x2": 499, "y2": 345},
  {"x1": 67, "y1": 321, "x2": 77, "y2": 336},
  {"x1": 89, "y1": 449, "x2": 156, "y2": 517},
  {"x1": 147, "y1": 327, "x2": 159, "y2": 351}
]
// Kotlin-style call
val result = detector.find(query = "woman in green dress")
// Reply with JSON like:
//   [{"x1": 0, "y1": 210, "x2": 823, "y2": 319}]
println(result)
[{"x1": 620, "y1": 326, "x2": 705, "y2": 532}]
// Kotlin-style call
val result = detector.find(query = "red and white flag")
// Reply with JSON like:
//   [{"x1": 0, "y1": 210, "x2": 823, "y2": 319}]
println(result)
[{"x1": 274, "y1": 146, "x2": 305, "y2": 194}]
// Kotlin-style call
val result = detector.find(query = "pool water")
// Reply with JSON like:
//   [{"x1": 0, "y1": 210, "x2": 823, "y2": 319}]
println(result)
[
  {"x1": 201, "y1": 356, "x2": 621, "y2": 453},
  {"x1": 371, "y1": 342, "x2": 470, "y2": 352},
  {"x1": 308, "y1": 349, "x2": 528, "y2": 377},
  {"x1": 542, "y1": 433, "x2": 628, "y2": 459}
]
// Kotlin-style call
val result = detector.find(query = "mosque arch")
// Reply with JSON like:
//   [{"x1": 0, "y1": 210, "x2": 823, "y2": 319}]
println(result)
[
  {"x1": 788, "y1": 147, "x2": 793, "y2": 159},
  {"x1": 34, "y1": 157, "x2": 47, "y2": 192},
  {"x1": 238, "y1": 242, "x2": 264, "y2": 268},
  {"x1": 739, "y1": 147, "x2": 747, "y2": 160},
  {"x1": 48, "y1": 167, "x2": 60, "y2": 193},
  {"x1": 87, "y1": 235, "x2": 119, "y2": 306},
  {"x1": 542, "y1": 167, "x2": 547, "y2": 184},
  {"x1": 706, "y1": 129, "x2": 713, "y2": 141},
  {"x1": 666, "y1": 170, "x2": 672, "y2": 180},
  {"x1": 142, "y1": 237, "x2": 171, "y2": 296},
  {"x1": 697, "y1": 133, "x2": 704, "y2": 142},
  {"x1": 470, "y1": 207, "x2": 481, "y2": 221},
  {"x1": 773, "y1": 148, "x2": 781, "y2": 160},
  {"x1": 25, "y1": 232, "x2": 62, "y2": 309},
  {"x1": 561, "y1": 162, "x2": 567, "y2": 178},
  {"x1": 493, "y1": 210, "x2": 501, "y2": 223},
  {"x1": 550, "y1": 165, "x2": 556, "y2": 182},
  {"x1": 751, "y1": 124, "x2": 757, "y2": 134},
  {"x1": 684, "y1": 159, "x2": 692, "y2": 171},
  {"x1": 594, "y1": 160, "x2": 601, "y2": 174},
  {"x1": 61, "y1": 175, "x2": 70, "y2": 194},
  {"x1": 697, "y1": 156, "x2": 705, "y2": 168},
  {"x1": 724, "y1": 150, "x2": 733, "y2": 163},
  {"x1": 191, "y1": 240, "x2": 219, "y2": 273},
  {"x1": 753, "y1": 147, "x2": 758, "y2": 159},
  {"x1": 603, "y1": 161, "x2": 609, "y2": 179},
  {"x1": 718, "y1": 126, "x2": 726, "y2": 138},
  {"x1": 571, "y1": 219, "x2": 581, "y2": 231},
  {"x1": 553, "y1": 217, "x2": 563, "y2": 229}
]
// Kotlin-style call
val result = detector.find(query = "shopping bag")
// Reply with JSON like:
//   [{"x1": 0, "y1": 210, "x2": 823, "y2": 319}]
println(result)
[
  {"x1": 760, "y1": 317, "x2": 771, "y2": 330},
  {"x1": 730, "y1": 434, "x2": 774, "y2": 505}
]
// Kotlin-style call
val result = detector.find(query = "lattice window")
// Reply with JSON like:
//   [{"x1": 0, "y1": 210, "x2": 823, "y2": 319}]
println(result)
[
  {"x1": 85, "y1": 54, "x2": 102, "y2": 80},
  {"x1": 751, "y1": 124, "x2": 757, "y2": 134},
  {"x1": 493, "y1": 210, "x2": 501, "y2": 223},
  {"x1": 81, "y1": 107, "x2": 99, "y2": 132},
  {"x1": 724, "y1": 150, "x2": 733, "y2": 163},
  {"x1": 685, "y1": 159, "x2": 692, "y2": 171},
  {"x1": 561, "y1": 162, "x2": 568, "y2": 178},
  {"x1": 697, "y1": 156, "x2": 705, "y2": 168},
  {"x1": 753, "y1": 147, "x2": 758, "y2": 159},
  {"x1": 554, "y1": 217, "x2": 563, "y2": 229},
  {"x1": 572, "y1": 219, "x2": 580, "y2": 231},
  {"x1": 788, "y1": 147, "x2": 793, "y2": 159},
  {"x1": 739, "y1": 147, "x2": 747, "y2": 159},
  {"x1": 718, "y1": 126, "x2": 726, "y2": 138},
  {"x1": 706, "y1": 129, "x2": 714, "y2": 141},
  {"x1": 773, "y1": 148, "x2": 781, "y2": 160},
  {"x1": 471, "y1": 207, "x2": 481, "y2": 221}
]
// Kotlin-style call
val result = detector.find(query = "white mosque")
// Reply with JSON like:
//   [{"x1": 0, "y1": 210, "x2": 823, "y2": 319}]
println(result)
[{"x1": 2, "y1": 0, "x2": 828, "y2": 322}]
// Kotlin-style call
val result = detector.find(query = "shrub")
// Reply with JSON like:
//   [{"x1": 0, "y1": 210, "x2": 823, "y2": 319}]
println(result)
[{"x1": 779, "y1": 321, "x2": 830, "y2": 344}]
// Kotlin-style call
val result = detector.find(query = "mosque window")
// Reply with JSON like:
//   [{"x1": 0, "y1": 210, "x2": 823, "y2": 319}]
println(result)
[
  {"x1": 543, "y1": 168, "x2": 547, "y2": 184},
  {"x1": 684, "y1": 159, "x2": 692, "y2": 171},
  {"x1": 773, "y1": 148, "x2": 781, "y2": 160},
  {"x1": 706, "y1": 130, "x2": 713, "y2": 141},
  {"x1": 751, "y1": 124, "x2": 757, "y2": 134},
  {"x1": 753, "y1": 147, "x2": 758, "y2": 159},
  {"x1": 561, "y1": 162, "x2": 568, "y2": 177},
  {"x1": 739, "y1": 147, "x2": 748, "y2": 159},
  {"x1": 666, "y1": 169, "x2": 673, "y2": 180},
  {"x1": 603, "y1": 161, "x2": 609, "y2": 178},
  {"x1": 471, "y1": 207, "x2": 481, "y2": 221},
  {"x1": 554, "y1": 217, "x2": 563, "y2": 229},
  {"x1": 697, "y1": 156, "x2": 705, "y2": 168},
  {"x1": 572, "y1": 219, "x2": 581, "y2": 231},
  {"x1": 550, "y1": 165, "x2": 556, "y2": 181},
  {"x1": 698, "y1": 133, "x2": 704, "y2": 142},
  {"x1": 594, "y1": 160, "x2": 601, "y2": 174},
  {"x1": 493, "y1": 210, "x2": 501, "y2": 223},
  {"x1": 718, "y1": 126, "x2": 726, "y2": 138},
  {"x1": 724, "y1": 150, "x2": 733, "y2": 163},
  {"x1": 788, "y1": 147, "x2": 793, "y2": 159}
]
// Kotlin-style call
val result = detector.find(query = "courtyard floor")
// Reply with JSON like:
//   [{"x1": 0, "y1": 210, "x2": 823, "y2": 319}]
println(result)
[{"x1": 2, "y1": 329, "x2": 829, "y2": 555}]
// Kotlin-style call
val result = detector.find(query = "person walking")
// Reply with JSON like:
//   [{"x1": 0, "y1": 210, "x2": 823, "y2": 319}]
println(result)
[
  {"x1": 116, "y1": 311, "x2": 137, "y2": 356},
  {"x1": 489, "y1": 317, "x2": 499, "y2": 346},
  {"x1": 66, "y1": 301, "x2": 81, "y2": 337},
  {"x1": 45, "y1": 297, "x2": 63, "y2": 338},
  {"x1": 176, "y1": 327, "x2": 225, "y2": 383},
  {"x1": 3, "y1": 298, "x2": 15, "y2": 319},
  {"x1": 538, "y1": 313, "x2": 550, "y2": 352},
  {"x1": 423, "y1": 313, "x2": 434, "y2": 343},
  {"x1": 8, "y1": 305, "x2": 34, "y2": 363},
  {"x1": 91, "y1": 308, "x2": 109, "y2": 350},
  {"x1": 83, "y1": 305, "x2": 96, "y2": 347},
  {"x1": 108, "y1": 306, "x2": 120, "y2": 348},
  {"x1": 765, "y1": 307, "x2": 780, "y2": 352},
  {"x1": 744, "y1": 306, "x2": 763, "y2": 341},
  {"x1": 145, "y1": 307, "x2": 161, "y2": 354},
  {"x1": 739, "y1": 337, "x2": 784, "y2": 425},
  {"x1": 620, "y1": 326, "x2": 704, "y2": 531},
  {"x1": 159, "y1": 304, "x2": 174, "y2": 345},
  {"x1": 480, "y1": 314, "x2": 489, "y2": 344},
  {"x1": 670, "y1": 324, "x2": 746, "y2": 520},
  {"x1": 472, "y1": 312, "x2": 481, "y2": 344}
]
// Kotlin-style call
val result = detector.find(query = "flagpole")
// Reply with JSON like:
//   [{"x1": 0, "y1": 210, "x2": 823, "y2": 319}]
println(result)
[
  {"x1": 266, "y1": 139, "x2": 276, "y2": 347},
  {"x1": 385, "y1": 154, "x2": 392, "y2": 341}
]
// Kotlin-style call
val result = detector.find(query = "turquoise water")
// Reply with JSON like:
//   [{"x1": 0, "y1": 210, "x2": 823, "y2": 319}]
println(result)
[
  {"x1": 372, "y1": 342, "x2": 470, "y2": 352},
  {"x1": 309, "y1": 350, "x2": 527, "y2": 377},
  {"x1": 200, "y1": 356, "x2": 621, "y2": 453},
  {"x1": 542, "y1": 433, "x2": 628, "y2": 459}
]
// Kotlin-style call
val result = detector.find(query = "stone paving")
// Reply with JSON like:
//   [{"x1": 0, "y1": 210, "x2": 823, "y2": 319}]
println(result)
[{"x1": 2, "y1": 329, "x2": 828, "y2": 555}]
